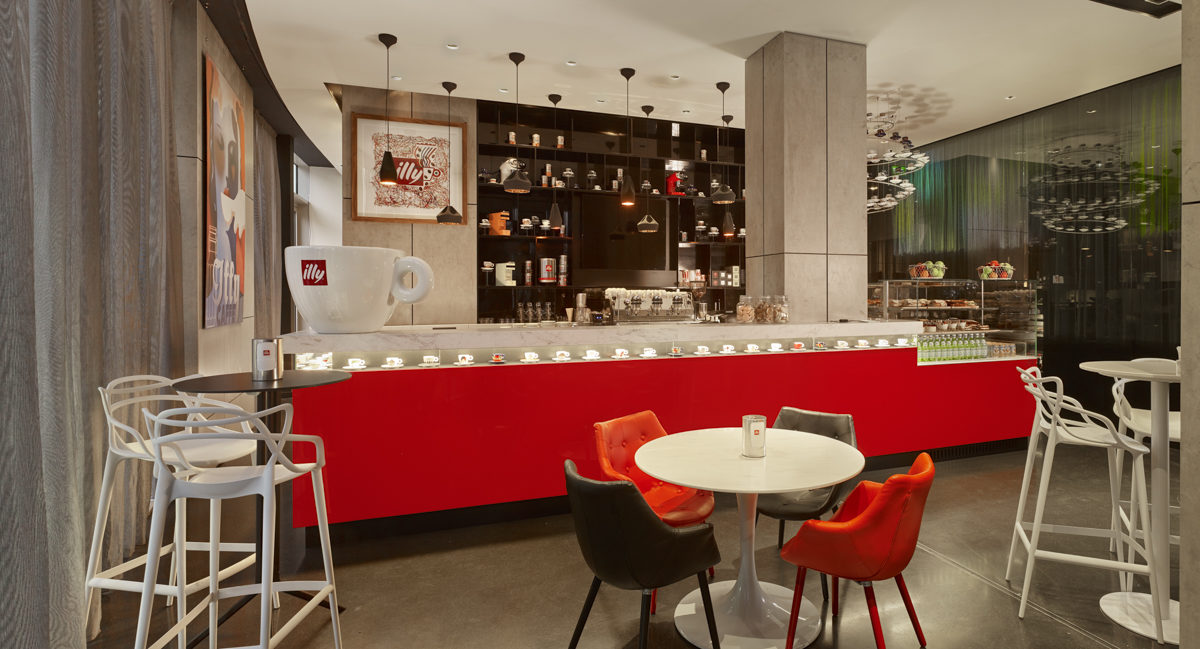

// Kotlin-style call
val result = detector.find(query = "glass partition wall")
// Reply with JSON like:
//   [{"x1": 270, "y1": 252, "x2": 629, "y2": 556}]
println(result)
[{"x1": 869, "y1": 67, "x2": 1181, "y2": 410}]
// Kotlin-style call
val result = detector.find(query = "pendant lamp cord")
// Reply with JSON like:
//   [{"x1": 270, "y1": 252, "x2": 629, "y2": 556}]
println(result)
[{"x1": 385, "y1": 47, "x2": 390, "y2": 141}]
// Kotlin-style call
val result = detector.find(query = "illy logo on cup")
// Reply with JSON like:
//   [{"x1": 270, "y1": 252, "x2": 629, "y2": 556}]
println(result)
[{"x1": 301, "y1": 260, "x2": 327, "y2": 286}]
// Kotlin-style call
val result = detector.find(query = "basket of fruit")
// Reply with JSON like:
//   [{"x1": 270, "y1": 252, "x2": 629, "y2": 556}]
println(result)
[
  {"x1": 907, "y1": 261, "x2": 946, "y2": 279},
  {"x1": 977, "y1": 261, "x2": 1015, "y2": 279}
]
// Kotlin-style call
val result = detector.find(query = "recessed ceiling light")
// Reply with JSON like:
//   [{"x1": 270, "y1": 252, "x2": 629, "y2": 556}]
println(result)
[
  {"x1": 595, "y1": 98, "x2": 605, "y2": 103},
  {"x1": 565, "y1": 60, "x2": 577, "y2": 66},
  {"x1": 670, "y1": 74, "x2": 681, "y2": 80},
  {"x1": 498, "y1": 88, "x2": 509, "y2": 93},
  {"x1": 682, "y1": 109, "x2": 691, "y2": 114},
  {"x1": 1086, "y1": 109, "x2": 1098, "y2": 114},
  {"x1": 391, "y1": 75, "x2": 402, "y2": 81},
  {"x1": 445, "y1": 43, "x2": 459, "y2": 50},
  {"x1": 1005, "y1": 95, "x2": 1015, "y2": 100}
]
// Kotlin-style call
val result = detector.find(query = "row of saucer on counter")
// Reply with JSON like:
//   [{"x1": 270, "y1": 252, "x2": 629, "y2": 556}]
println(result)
[{"x1": 317, "y1": 337, "x2": 912, "y2": 370}]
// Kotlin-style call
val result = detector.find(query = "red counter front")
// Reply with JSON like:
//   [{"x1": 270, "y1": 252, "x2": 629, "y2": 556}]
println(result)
[{"x1": 291, "y1": 349, "x2": 1034, "y2": 526}]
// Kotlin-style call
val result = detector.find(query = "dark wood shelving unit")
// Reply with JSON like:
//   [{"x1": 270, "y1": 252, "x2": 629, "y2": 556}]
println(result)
[{"x1": 475, "y1": 99, "x2": 745, "y2": 323}]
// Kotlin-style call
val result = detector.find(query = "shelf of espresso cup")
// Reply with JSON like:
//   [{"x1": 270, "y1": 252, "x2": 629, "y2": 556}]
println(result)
[{"x1": 477, "y1": 234, "x2": 572, "y2": 241}]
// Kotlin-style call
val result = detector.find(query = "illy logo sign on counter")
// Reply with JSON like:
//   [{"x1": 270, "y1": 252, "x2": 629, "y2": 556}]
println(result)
[{"x1": 301, "y1": 260, "x2": 327, "y2": 285}]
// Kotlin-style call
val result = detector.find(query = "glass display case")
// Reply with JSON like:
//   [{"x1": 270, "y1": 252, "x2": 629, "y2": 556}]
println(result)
[
  {"x1": 867, "y1": 279, "x2": 1039, "y2": 364},
  {"x1": 293, "y1": 333, "x2": 916, "y2": 372}
]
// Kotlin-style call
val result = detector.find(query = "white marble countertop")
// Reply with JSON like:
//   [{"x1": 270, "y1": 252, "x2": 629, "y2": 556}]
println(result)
[{"x1": 283, "y1": 320, "x2": 923, "y2": 353}]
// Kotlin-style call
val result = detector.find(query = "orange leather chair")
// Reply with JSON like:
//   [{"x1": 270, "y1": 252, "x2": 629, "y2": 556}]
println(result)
[
  {"x1": 595, "y1": 410, "x2": 716, "y2": 612},
  {"x1": 780, "y1": 453, "x2": 935, "y2": 649}
]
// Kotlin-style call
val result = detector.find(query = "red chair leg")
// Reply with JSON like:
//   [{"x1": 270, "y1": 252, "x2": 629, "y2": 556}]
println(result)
[
  {"x1": 708, "y1": 565, "x2": 715, "y2": 580},
  {"x1": 863, "y1": 583, "x2": 887, "y2": 649},
  {"x1": 895, "y1": 574, "x2": 926, "y2": 647},
  {"x1": 832, "y1": 577, "x2": 839, "y2": 617},
  {"x1": 650, "y1": 588, "x2": 657, "y2": 615},
  {"x1": 785, "y1": 567, "x2": 807, "y2": 649}
]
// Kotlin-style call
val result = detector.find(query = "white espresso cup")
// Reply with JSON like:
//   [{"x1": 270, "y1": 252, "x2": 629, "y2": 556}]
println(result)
[{"x1": 285, "y1": 245, "x2": 434, "y2": 334}]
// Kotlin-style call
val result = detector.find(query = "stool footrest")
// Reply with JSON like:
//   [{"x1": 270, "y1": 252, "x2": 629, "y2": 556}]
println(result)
[{"x1": 217, "y1": 580, "x2": 332, "y2": 599}]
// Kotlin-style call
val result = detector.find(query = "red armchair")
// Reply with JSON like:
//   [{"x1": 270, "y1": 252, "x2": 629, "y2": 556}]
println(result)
[
  {"x1": 780, "y1": 453, "x2": 935, "y2": 649},
  {"x1": 594, "y1": 410, "x2": 716, "y2": 612}
]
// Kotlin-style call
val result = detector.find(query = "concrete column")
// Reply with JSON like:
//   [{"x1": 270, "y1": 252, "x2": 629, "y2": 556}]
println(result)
[
  {"x1": 744, "y1": 32, "x2": 866, "y2": 322},
  {"x1": 1180, "y1": 4, "x2": 1199, "y2": 647}
]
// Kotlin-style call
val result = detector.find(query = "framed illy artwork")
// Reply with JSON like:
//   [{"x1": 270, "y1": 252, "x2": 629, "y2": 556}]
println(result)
[{"x1": 352, "y1": 113, "x2": 468, "y2": 223}]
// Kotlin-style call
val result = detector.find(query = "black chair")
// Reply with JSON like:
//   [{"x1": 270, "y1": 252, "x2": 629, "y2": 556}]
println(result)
[
  {"x1": 564, "y1": 460, "x2": 722, "y2": 649},
  {"x1": 755, "y1": 407, "x2": 858, "y2": 598}
]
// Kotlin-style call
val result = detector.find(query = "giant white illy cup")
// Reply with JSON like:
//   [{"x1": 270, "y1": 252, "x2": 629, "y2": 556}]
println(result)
[
  {"x1": 285, "y1": 245, "x2": 434, "y2": 334},
  {"x1": 252, "y1": 338, "x2": 284, "y2": 381},
  {"x1": 742, "y1": 414, "x2": 766, "y2": 458}
]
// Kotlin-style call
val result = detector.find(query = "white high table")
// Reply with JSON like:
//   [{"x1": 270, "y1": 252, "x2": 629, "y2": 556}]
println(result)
[
  {"x1": 635, "y1": 427, "x2": 865, "y2": 649},
  {"x1": 1079, "y1": 359, "x2": 1180, "y2": 644}
]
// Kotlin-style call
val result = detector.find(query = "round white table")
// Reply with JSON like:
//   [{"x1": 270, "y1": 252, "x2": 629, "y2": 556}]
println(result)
[
  {"x1": 1079, "y1": 359, "x2": 1180, "y2": 644},
  {"x1": 635, "y1": 427, "x2": 865, "y2": 649}
]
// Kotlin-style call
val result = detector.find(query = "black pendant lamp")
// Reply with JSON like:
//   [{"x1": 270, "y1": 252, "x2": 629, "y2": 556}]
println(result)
[
  {"x1": 636, "y1": 105, "x2": 659, "y2": 233},
  {"x1": 547, "y1": 93, "x2": 564, "y2": 231},
  {"x1": 378, "y1": 33, "x2": 398, "y2": 186},
  {"x1": 618, "y1": 68, "x2": 637, "y2": 207},
  {"x1": 721, "y1": 209, "x2": 736, "y2": 238},
  {"x1": 436, "y1": 81, "x2": 463, "y2": 224},
  {"x1": 503, "y1": 52, "x2": 532, "y2": 194},
  {"x1": 711, "y1": 82, "x2": 736, "y2": 205}
]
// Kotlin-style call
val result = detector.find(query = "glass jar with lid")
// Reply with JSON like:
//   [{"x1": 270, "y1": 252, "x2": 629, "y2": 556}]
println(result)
[
  {"x1": 735, "y1": 295, "x2": 755, "y2": 323},
  {"x1": 754, "y1": 296, "x2": 774, "y2": 323},
  {"x1": 774, "y1": 295, "x2": 790, "y2": 323}
]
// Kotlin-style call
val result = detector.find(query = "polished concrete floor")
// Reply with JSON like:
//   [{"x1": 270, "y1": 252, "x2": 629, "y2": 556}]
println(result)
[{"x1": 89, "y1": 446, "x2": 1181, "y2": 648}]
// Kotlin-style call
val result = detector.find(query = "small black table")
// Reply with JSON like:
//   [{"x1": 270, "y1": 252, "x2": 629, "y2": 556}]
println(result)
[{"x1": 172, "y1": 370, "x2": 350, "y2": 648}]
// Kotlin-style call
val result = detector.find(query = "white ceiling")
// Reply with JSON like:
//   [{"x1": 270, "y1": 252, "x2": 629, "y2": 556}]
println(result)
[{"x1": 246, "y1": 0, "x2": 1181, "y2": 170}]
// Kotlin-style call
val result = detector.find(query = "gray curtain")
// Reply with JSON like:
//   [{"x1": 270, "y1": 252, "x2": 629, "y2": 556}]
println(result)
[
  {"x1": 254, "y1": 114, "x2": 281, "y2": 338},
  {"x1": 0, "y1": 1, "x2": 183, "y2": 647}
]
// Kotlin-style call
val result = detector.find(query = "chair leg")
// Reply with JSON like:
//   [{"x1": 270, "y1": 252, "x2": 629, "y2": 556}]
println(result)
[
  {"x1": 1106, "y1": 448, "x2": 1130, "y2": 592},
  {"x1": 1132, "y1": 457, "x2": 1165, "y2": 645},
  {"x1": 259, "y1": 490, "x2": 277, "y2": 649},
  {"x1": 863, "y1": 583, "x2": 887, "y2": 649},
  {"x1": 568, "y1": 577, "x2": 601, "y2": 649},
  {"x1": 785, "y1": 567, "x2": 807, "y2": 649},
  {"x1": 895, "y1": 574, "x2": 926, "y2": 647},
  {"x1": 697, "y1": 572, "x2": 721, "y2": 649},
  {"x1": 639, "y1": 589, "x2": 652, "y2": 649},
  {"x1": 84, "y1": 454, "x2": 120, "y2": 627},
  {"x1": 820, "y1": 572, "x2": 829, "y2": 601},
  {"x1": 173, "y1": 498, "x2": 188, "y2": 649},
  {"x1": 650, "y1": 588, "x2": 657, "y2": 615},
  {"x1": 134, "y1": 481, "x2": 171, "y2": 649},
  {"x1": 1018, "y1": 436, "x2": 1057, "y2": 619},
  {"x1": 208, "y1": 500, "x2": 221, "y2": 649},
  {"x1": 832, "y1": 577, "x2": 839, "y2": 617},
  {"x1": 1005, "y1": 427, "x2": 1042, "y2": 582},
  {"x1": 708, "y1": 565, "x2": 715, "y2": 580},
  {"x1": 311, "y1": 468, "x2": 343, "y2": 649},
  {"x1": 778, "y1": 519, "x2": 785, "y2": 549}
]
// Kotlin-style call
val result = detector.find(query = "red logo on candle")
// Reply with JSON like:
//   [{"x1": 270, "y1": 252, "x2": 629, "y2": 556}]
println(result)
[{"x1": 301, "y1": 260, "x2": 327, "y2": 285}]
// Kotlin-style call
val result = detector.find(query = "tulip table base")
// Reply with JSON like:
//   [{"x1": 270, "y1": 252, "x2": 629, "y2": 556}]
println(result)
[
  {"x1": 1100, "y1": 592, "x2": 1179, "y2": 645},
  {"x1": 673, "y1": 494, "x2": 821, "y2": 649}
]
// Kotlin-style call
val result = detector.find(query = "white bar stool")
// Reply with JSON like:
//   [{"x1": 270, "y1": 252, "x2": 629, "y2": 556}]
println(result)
[
  {"x1": 139, "y1": 404, "x2": 342, "y2": 649},
  {"x1": 1111, "y1": 376, "x2": 1181, "y2": 550},
  {"x1": 1004, "y1": 367, "x2": 1164, "y2": 644},
  {"x1": 85, "y1": 376, "x2": 260, "y2": 647}
]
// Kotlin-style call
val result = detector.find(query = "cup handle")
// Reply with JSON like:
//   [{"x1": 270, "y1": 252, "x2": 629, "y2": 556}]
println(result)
[{"x1": 392, "y1": 256, "x2": 435, "y2": 304}]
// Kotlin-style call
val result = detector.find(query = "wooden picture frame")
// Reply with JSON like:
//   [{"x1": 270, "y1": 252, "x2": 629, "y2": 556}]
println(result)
[{"x1": 351, "y1": 113, "x2": 468, "y2": 224}]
